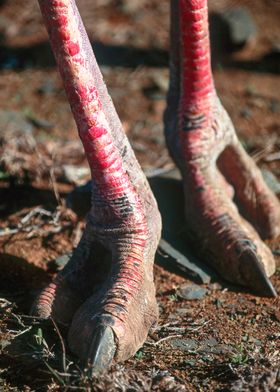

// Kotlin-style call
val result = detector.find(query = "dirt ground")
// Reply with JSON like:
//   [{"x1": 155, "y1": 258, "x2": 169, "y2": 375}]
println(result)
[{"x1": 0, "y1": 0, "x2": 280, "y2": 391}]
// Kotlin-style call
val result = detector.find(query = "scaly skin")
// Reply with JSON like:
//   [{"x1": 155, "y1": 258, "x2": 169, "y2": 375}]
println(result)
[
  {"x1": 165, "y1": 0, "x2": 280, "y2": 296},
  {"x1": 32, "y1": 0, "x2": 161, "y2": 369},
  {"x1": 33, "y1": 0, "x2": 280, "y2": 373}
]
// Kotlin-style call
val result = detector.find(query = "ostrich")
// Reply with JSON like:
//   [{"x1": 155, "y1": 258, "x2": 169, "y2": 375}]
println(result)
[{"x1": 33, "y1": 0, "x2": 280, "y2": 371}]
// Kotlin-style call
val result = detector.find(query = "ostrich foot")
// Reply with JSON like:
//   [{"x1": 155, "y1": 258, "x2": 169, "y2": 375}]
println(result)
[
  {"x1": 35, "y1": 0, "x2": 161, "y2": 371},
  {"x1": 166, "y1": 97, "x2": 280, "y2": 297},
  {"x1": 32, "y1": 217, "x2": 159, "y2": 371}
]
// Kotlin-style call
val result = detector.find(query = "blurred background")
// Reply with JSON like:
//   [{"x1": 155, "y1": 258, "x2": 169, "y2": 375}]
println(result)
[{"x1": 0, "y1": 0, "x2": 280, "y2": 180}]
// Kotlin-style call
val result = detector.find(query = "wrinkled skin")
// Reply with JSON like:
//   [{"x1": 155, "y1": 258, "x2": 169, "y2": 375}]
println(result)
[
  {"x1": 165, "y1": 95, "x2": 280, "y2": 296},
  {"x1": 32, "y1": 0, "x2": 280, "y2": 372},
  {"x1": 165, "y1": 0, "x2": 280, "y2": 296},
  {"x1": 33, "y1": 0, "x2": 162, "y2": 371}
]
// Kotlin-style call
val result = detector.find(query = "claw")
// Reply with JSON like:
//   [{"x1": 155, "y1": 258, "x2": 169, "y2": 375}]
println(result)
[
  {"x1": 86, "y1": 324, "x2": 116, "y2": 375},
  {"x1": 239, "y1": 250, "x2": 277, "y2": 298}
]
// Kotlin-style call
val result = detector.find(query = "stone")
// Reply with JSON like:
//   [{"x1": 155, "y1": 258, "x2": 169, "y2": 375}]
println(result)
[
  {"x1": 61, "y1": 164, "x2": 90, "y2": 185},
  {"x1": 171, "y1": 338, "x2": 198, "y2": 352},
  {"x1": 159, "y1": 239, "x2": 211, "y2": 284},
  {"x1": 211, "y1": 7, "x2": 257, "y2": 51},
  {"x1": 185, "y1": 360, "x2": 196, "y2": 367},
  {"x1": 52, "y1": 253, "x2": 72, "y2": 271},
  {"x1": 120, "y1": 0, "x2": 142, "y2": 14},
  {"x1": 176, "y1": 307, "x2": 193, "y2": 316},
  {"x1": 37, "y1": 80, "x2": 57, "y2": 95},
  {"x1": 261, "y1": 169, "x2": 280, "y2": 194},
  {"x1": 226, "y1": 7, "x2": 257, "y2": 46},
  {"x1": 209, "y1": 282, "x2": 222, "y2": 291},
  {"x1": 0, "y1": 110, "x2": 33, "y2": 138},
  {"x1": 240, "y1": 107, "x2": 252, "y2": 119},
  {"x1": 269, "y1": 99, "x2": 280, "y2": 114},
  {"x1": 151, "y1": 72, "x2": 169, "y2": 93},
  {"x1": 198, "y1": 338, "x2": 232, "y2": 355},
  {"x1": 152, "y1": 370, "x2": 187, "y2": 392},
  {"x1": 27, "y1": 116, "x2": 54, "y2": 130},
  {"x1": 204, "y1": 337, "x2": 218, "y2": 347},
  {"x1": 149, "y1": 170, "x2": 216, "y2": 283},
  {"x1": 214, "y1": 298, "x2": 225, "y2": 308},
  {"x1": 177, "y1": 283, "x2": 208, "y2": 300},
  {"x1": 0, "y1": 339, "x2": 11, "y2": 350}
]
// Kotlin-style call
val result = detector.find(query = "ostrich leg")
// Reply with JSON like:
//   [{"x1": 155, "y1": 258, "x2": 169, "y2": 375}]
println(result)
[
  {"x1": 32, "y1": 0, "x2": 161, "y2": 370},
  {"x1": 165, "y1": 0, "x2": 280, "y2": 296}
]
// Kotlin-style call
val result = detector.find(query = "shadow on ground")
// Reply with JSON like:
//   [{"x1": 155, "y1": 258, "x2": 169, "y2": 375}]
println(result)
[
  {"x1": 1, "y1": 20, "x2": 279, "y2": 73},
  {"x1": 0, "y1": 253, "x2": 50, "y2": 312},
  {"x1": 0, "y1": 41, "x2": 168, "y2": 70},
  {"x1": 67, "y1": 173, "x2": 217, "y2": 283},
  {"x1": 0, "y1": 183, "x2": 68, "y2": 219}
]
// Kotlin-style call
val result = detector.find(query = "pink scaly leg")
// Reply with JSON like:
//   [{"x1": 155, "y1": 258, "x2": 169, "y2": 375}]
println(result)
[
  {"x1": 165, "y1": 0, "x2": 280, "y2": 296},
  {"x1": 32, "y1": 0, "x2": 161, "y2": 370}
]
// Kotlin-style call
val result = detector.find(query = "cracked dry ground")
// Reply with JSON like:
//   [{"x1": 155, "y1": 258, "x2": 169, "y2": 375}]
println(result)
[{"x1": 0, "y1": 0, "x2": 280, "y2": 390}]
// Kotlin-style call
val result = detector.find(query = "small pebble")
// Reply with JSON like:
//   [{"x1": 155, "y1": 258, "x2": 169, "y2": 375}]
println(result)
[
  {"x1": 178, "y1": 283, "x2": 208, "y2": 300},
  {"x1": 37, "y1": 80, "x2": 57, "y2": 95},
  {"x1": 0, "y1": 110, "x2": 33, "y2": 137},
  {"x1": 261, "y1": 170, "x2": 280, "y2": 194},
  {"x1": 221, "y1": 7, "x2": 257, "y2": 47},
  {"x1": 171, "y1": 338, "x2": 198, "y2": 351},
  {"x1": 53, "y1": 253, "x2": 72, "y2": 270},
  {"x1": 240, "y1": 107, "x2": 252, "y2": 119}
]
